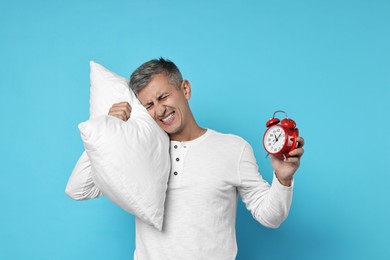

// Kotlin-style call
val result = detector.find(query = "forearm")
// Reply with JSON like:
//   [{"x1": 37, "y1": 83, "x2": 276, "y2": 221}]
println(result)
[
  {"x1": 238, "y1": 142, "x2": 293, "y2": 228},
  {"x1": 252, "y1": 174, "x2": 293, "y2": 228}
]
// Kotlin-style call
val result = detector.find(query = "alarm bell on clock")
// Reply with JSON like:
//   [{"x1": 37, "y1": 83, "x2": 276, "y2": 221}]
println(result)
[{"x1": 263, "y1": 110, "x2": 299, "y2": 160}]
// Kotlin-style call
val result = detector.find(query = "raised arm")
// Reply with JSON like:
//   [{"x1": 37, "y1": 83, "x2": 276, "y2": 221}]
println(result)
[
  {"x1": 237, "y1": 142, "x2": 294, "y2": 228},
  {"x1": 65, "y1": 101, "x2": 132, "y2": 200}
]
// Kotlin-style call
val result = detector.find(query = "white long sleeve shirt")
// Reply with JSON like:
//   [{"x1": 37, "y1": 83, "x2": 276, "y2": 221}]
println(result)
[{"x1": 66, "y1": 129, "x2": 293, "y2": 260}]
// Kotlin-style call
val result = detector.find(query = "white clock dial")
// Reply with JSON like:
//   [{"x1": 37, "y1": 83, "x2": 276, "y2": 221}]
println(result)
[{"x1": 263, "y1": 125, "x2": 286, "y2": 153}]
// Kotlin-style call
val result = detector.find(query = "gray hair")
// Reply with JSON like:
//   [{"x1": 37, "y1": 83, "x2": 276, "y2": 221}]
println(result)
[{"x1": 129, "y1": 58, "x2": 183, "y2": 95}]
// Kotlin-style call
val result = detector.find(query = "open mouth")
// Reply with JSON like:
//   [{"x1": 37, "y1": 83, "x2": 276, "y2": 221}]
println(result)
[{"x1": 161, "y1": 112, "x2": 175, "y2": 123}]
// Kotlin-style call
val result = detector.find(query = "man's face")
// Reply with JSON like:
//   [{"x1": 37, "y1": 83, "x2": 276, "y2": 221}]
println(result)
[{"x1": 137, "y1": 74, "x2": 191, "y2": 137}]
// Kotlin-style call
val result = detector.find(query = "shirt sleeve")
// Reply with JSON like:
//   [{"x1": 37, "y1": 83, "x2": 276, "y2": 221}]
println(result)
[
  {"x1": 65, "y1": 151, "x2": 103, "y2": 200},
  {"x1": 237, "y1": 141, "x2": 293, "y2": 228}
]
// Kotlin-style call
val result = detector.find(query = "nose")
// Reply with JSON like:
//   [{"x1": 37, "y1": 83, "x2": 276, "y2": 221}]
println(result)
[{"x1": 155, "y1": 103, "x2": 166, "y2": 119}]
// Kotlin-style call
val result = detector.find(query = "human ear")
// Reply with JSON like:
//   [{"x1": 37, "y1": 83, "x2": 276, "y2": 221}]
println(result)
[{"x1": 181, "y1": 80, "x2": 191, "y2": 100}]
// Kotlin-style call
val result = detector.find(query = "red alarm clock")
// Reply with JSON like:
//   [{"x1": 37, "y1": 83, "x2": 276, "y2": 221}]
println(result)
[{"x1": 263, "y1": 110, "x2": 299, "y2": 160}]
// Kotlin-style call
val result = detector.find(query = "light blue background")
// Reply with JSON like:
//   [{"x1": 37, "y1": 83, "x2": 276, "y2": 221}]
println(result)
[{"x1": 1, "y1": 0, "x2": 389, "y2": 259}]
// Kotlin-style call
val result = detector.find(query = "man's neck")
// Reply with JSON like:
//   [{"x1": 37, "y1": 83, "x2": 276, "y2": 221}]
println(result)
[{"x1": 169, "y1": 125, "x2": 207, "y2": 142}]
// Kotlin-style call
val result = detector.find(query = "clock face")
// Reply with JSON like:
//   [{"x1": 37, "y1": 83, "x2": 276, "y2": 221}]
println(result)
[{"x1": 263, "y1": 125, "x2": 286, "y2": 154}]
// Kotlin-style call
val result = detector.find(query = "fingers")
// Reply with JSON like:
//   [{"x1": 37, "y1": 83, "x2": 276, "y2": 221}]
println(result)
[
  {"x1": 287, "y1": 137, "x2": 305, "y2": 161},
  {"x1": 296, "y1": 137, "x2": 305, "y2": 148},
  {"x1": 271, "y1": 153, "x2": 300, "y2": 164},
  {"x1": 284, "y1": 156, "x2": 300, "y2": 164},
  {"x1": 108, "y1": 102, "x2": 132, "y2": 121},
  {"x1": 288, "y1": 147, "x2": 304, "y2": 158}
]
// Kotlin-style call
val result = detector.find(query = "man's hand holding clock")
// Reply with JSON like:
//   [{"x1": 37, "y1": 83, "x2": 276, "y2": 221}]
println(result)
[
  {"x1": 271, "y1": 137, "x2": 305, "y2": 186},
  {"x1": 262, "y1": 110, "x2": 305, "y2": 186}
]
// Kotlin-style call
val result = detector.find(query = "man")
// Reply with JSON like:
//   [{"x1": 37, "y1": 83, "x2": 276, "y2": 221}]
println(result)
[{"x1": 108, "y1": 58, "x2": 304, "y2": 259}]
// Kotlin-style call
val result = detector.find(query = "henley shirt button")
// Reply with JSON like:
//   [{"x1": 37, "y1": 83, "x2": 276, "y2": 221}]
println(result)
[
  {"x1": 174, "y1": 145, "x2": 178, "y2": 149},
  {"x1": 173, "y1": 171, "x2": 178, "y2": 175},
  {"x1": 176, "y1": 158, "x2": 180, "y2": 162}
]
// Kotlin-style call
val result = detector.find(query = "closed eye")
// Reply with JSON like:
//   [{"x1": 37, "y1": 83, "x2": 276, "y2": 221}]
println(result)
[
  {"x1": 144, "y1": 102, "x2": 153, "y2": 110},
  {"x1": 158, "y1": 94, "x2": 169, "y2": 101}
]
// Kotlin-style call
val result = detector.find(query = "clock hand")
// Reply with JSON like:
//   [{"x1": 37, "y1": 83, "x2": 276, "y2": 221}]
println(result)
[{"x1": 272, "y1": 132, "x2": 282, "y2": 145}]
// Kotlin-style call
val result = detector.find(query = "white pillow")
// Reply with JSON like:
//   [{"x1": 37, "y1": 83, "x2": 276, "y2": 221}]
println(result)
[{"x1": 77, "y1": 61, "x2": 170, "y2": 231}]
